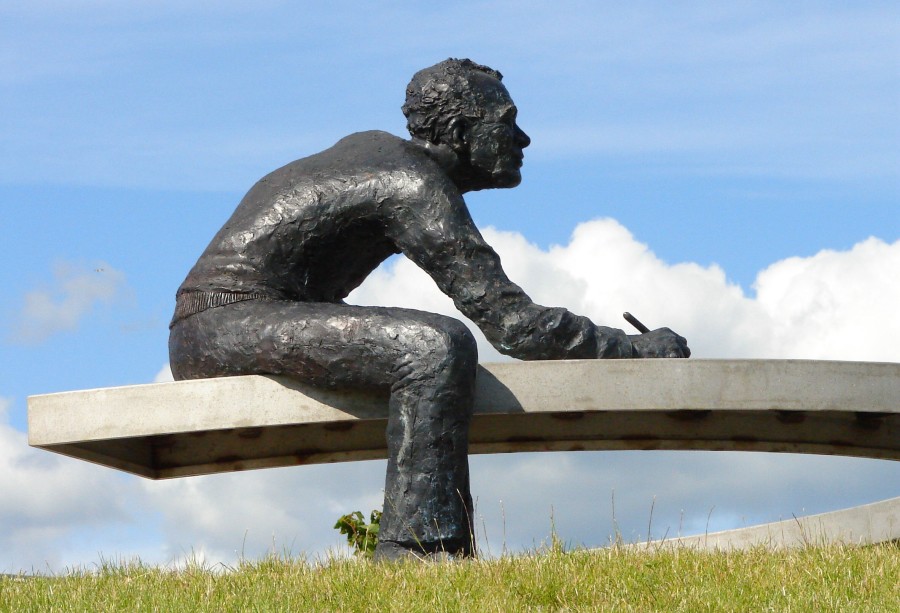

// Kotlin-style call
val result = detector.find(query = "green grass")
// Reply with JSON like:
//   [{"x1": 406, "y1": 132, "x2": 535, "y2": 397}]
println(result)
[{"x1": 2, "y1": 543, "x2": 897, "y2": 612}]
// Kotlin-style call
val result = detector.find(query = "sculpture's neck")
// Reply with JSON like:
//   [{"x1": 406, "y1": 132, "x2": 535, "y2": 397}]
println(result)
[{"x1": 410, "y1": 138, "x2": 481, "y2": 194}]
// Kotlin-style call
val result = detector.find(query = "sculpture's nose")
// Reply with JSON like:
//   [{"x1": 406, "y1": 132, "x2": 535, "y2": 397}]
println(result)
[{"x1": 515, "y1": 125, "x2": 531, "y2": 149}]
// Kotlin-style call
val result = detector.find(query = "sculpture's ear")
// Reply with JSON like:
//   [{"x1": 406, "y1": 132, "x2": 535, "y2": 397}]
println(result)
[{"x1": 447, "y1": 116, "x2": 468, "y2": 154}]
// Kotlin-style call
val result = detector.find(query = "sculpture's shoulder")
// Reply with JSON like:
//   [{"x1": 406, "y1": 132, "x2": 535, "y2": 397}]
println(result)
[
  {"x1": 330, "y1": 129, "x2": 408, "y2": 155},
  {"x1": 253, "y1": 131, "x2": 439, "y2": 191},
  {"x1": 327, "y1": 131, "x2": 441, "y2": 177}
]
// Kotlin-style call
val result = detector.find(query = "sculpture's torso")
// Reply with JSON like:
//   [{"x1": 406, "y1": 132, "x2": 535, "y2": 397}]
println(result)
[{"x1": 179, "y1": 131, "x2": 445, "y2": 302}]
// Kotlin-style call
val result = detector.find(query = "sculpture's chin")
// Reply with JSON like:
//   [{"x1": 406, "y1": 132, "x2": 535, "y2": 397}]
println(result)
[
  {"x1": 456, "y1": 163, "x2": 521, "y2": 192},
  {"x1": 491, "y1": 169, "x2": 522, "y2": 189}
]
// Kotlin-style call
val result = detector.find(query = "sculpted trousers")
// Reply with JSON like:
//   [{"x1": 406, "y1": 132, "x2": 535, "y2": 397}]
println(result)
[{"x1": 169, "y1": 300, "x2": 478, "y2": 555}]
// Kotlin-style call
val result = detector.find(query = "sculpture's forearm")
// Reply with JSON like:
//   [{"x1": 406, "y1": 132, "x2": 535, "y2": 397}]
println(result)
[{"x1": 390, "y1": 181, "x2": 634, "y2": 360}]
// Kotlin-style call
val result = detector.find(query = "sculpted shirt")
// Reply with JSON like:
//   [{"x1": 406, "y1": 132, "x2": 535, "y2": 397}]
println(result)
[{"x1": 173, "y1": 131, "x2": 634, "y2": 360}]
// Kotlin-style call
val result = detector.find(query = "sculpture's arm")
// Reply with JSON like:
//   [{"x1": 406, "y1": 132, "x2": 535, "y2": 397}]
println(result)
[{"x1": 388, "y1": 182, "x2": 634, "y2": 359}]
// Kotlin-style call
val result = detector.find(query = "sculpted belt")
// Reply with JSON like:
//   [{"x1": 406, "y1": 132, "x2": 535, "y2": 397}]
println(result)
[{"x1": 170, "y1": 290, "x2": 274, "y2": 328}]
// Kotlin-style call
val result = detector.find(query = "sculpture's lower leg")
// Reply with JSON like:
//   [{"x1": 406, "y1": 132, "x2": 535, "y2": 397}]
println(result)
[{"x1": 374, "y1": 318, "x2": 477, "y2": 560}]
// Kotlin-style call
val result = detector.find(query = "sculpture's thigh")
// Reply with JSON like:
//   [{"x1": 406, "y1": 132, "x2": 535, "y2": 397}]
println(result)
[{"x1": 168, "y1": 300, "x2": 472, "y2": 391}]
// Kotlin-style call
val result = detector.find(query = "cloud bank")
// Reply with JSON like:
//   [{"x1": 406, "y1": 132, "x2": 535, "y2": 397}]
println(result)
[
  {"x1": 0, "y1": 397, "x2": 153, "y2": 573},
  {"x1": 350, "y1": 219, "x2": 900, "y2": 364}
]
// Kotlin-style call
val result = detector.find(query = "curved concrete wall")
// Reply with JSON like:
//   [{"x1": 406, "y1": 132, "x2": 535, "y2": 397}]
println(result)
[{"x1": 632, "y1": 496, "x2": 900, "y2": 550}]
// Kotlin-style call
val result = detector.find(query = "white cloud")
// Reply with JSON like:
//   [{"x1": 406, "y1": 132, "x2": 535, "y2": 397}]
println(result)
[
  {"x1": 753, "y1": 238, "x2": 900, "y2": 361},
  {"x1": 350, "y1": 219, "x2": 900, "y2": 363},
  {"x1": 139, "y1": 462, "x2": 385, "y2": 563},
  {"x1": 9, "y1": 261, "x2": 126, "y2": 344},
  {"x1": 0, "y1": 397, "x2": 151, "y2": 573},
  {"x1": 153, "y1": 364, "x2": 174, "y2": 383}
]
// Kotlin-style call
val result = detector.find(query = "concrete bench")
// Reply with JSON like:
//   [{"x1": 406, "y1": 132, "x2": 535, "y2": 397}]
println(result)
[{"x1": 28, "y1": 359, "x2": 899, "y2": 479}]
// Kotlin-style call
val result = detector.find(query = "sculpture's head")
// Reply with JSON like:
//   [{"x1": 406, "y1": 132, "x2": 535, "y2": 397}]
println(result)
[{"x1": 403, "y1": 58, "x2": 531, "y2": 191}]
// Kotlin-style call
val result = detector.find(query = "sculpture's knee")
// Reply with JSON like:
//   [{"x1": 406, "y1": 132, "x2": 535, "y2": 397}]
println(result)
[
  {"x1": 168, "y1": 320, "x2": 205, "y2": 380},
  {"x1": 430, "y1": 317, "x2": 478, "y2": 372},
  {"x1": 401, "y1": 317, "x2": 477, "y2": 387},
  {"x1": 436, "y1": 317, "x2": 478, "y2": 366}
]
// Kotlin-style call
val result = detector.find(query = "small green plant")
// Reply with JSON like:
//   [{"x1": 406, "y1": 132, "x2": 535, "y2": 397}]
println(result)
[{"x1": 334, "y1": 509, "x2": 382, "y2": 557}]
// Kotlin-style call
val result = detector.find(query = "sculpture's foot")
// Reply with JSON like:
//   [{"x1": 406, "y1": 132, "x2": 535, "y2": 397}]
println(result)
[
  {"x1": 372, "y1": 540, "x2": 425, "y2": 562},
  {"x1": 373, "y1": 539, "x2": 474, "y2": 563}
]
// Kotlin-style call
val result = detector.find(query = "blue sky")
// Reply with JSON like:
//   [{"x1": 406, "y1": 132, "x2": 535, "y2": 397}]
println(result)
[{"x1": 1, "y1": 2, "x2": 898, "y2": 571}]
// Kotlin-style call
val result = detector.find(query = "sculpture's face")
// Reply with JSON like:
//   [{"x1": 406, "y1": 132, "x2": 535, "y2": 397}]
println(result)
[{"x1": 463, "y1": 73, "x2": 531, "y2": 189}]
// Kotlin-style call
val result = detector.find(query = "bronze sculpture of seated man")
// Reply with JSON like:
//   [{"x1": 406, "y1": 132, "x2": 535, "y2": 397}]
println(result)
[{"x1": 169, "y1": 58, "x2": 690, "y2": 561}]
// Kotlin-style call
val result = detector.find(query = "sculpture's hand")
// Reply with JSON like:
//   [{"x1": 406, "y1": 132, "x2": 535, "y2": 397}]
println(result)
[{"x1": 628, "y1": 328, "x2": 691, "y2": 358}]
